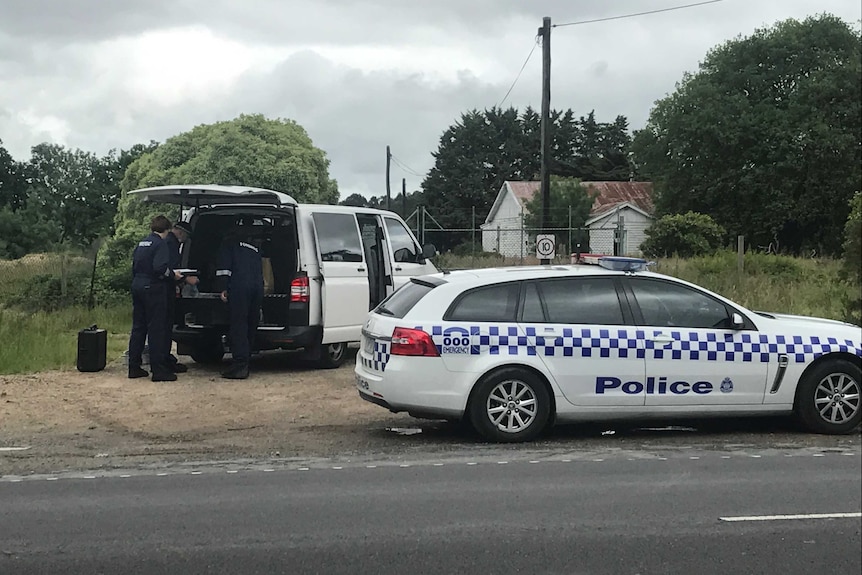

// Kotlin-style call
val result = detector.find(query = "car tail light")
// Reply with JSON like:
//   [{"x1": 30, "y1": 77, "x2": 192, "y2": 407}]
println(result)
[
  {"x1": 390, "y1": 327, "x2": 439, "y2": 357},
  {"x1": 290, "y1": 276, "x2": 309, "y2": 303}
]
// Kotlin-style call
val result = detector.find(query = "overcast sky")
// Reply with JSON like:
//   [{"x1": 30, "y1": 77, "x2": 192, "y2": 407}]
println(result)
[{"x1": 0, "y1": 0, "x2": 860, "y2": 199}]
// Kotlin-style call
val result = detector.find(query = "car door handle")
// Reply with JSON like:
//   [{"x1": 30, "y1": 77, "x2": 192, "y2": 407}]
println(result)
[
  {"x1": 357, "y1": 267, "x2": 366, "y2": 272},
  {"x1": 537, "y1": 327, "x2": 563, "y2": 338},
  {"x1": 650, "y1": 333, "x2": 675, "y2": 347},
  {"x1": 394, "y1": 266, "x2": 403, "y2": 271}
]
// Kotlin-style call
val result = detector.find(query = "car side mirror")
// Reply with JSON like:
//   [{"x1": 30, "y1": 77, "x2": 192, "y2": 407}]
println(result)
[
  {"x1": 422, "y1": 244, "x2": 437, "y2": 259},
  {"x1": 731, "y1": 312, "x2": 744, "y2": 329}
]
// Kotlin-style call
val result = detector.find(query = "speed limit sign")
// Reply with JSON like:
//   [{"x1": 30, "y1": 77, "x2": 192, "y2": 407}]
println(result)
[{"x1": 535, "y1": 234, "x2": 556, "y2": 259}]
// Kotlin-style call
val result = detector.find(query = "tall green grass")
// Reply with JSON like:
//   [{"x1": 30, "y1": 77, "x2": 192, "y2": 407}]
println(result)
[
  {"x1": 0, "y1": 305, "x2": 132, "y2": 374},
  {"x1": 435, "y1": 249, "x2": 857, "y2": 323}
]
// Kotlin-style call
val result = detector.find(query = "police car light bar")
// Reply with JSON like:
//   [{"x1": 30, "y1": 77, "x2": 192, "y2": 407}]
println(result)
[{"x1": 597, "y1": 256, "x2": 651, "y2": 272}]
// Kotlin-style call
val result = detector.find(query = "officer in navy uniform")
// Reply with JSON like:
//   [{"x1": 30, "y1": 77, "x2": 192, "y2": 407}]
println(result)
[
  {"x1": 128, "y1": 215, "x2": 183, "y2": 382},
  {"x1": 164, "y1": 220, "x2": 198, "y2": 373},
  {"x1": 215, "y1": 223, "x2": 264, "y2": 379}
]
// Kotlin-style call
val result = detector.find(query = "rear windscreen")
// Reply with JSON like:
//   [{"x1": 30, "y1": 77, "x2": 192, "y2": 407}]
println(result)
[{"x1": 374, "y1": 280, "x2": 434, "y2": 318}]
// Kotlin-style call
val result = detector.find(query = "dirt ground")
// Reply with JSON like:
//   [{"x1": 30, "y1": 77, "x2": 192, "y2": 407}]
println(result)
[
  {"x1": 3, "y1": 348, "x2": 860, "y2": 477},
  {"x1": 0, "y1": 349, "x2": 430, "y2": 476}
]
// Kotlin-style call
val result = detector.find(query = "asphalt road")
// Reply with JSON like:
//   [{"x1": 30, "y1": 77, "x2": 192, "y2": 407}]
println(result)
[{"x1": 1, "y1": 448, "x2": 860, "y2": 575}]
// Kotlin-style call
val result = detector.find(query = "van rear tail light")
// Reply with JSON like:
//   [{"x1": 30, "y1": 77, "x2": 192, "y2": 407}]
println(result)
[
  {"x1": 290, "y1": 276, "x2": 309, "y2": 303},
  {"x1": 390, "y1": 327, "x2": 439, "y2": 357}
]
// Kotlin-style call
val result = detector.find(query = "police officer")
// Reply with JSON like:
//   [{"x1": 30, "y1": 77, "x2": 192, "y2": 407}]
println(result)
[
  {"x1": 215, "y1": 224, "x2": 264, "y2": 379},
  {"x1": 164, "y1": 220, "x2": 198, "y2": 373},
  {"x1": 128, "y1": 215, "x2": 183, "y2": 382}
]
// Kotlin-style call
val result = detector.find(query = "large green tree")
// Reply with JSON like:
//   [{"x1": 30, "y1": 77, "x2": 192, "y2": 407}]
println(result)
[
  {"x1": 632, "y1": 14, "x2": 862, "y2": 255},
  {"x1": 24, "y1": 143, "x2": 120, "y2": 249},
  {"x1": 100, "y1": 114, "x2": 338, "y2": 292},
  {"x1": 0, "y1": 139, "x2": 27, "y2": 212}
]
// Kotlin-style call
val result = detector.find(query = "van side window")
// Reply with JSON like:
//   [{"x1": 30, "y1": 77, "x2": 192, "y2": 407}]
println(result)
[
  {"x1": 312, "y1": 213, "x2": 364, "y2": 262},
  {"x1": 384, "y1": 217, "x2": 421, "y2": 263}
]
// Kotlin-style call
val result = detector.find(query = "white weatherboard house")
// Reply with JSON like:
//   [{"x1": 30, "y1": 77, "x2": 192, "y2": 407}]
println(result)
[{"x1": 480, "y1": 181, "x2": 655, "y2": 257}]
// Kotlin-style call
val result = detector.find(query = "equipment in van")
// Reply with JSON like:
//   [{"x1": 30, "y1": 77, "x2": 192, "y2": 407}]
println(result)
[{"x1": 127, "y1": 184, "x2": 437, "y2": 369}]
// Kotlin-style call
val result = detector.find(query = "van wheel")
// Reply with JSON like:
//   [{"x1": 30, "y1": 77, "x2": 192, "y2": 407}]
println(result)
[
  {"x1": 306, "y1": 342, "x2": 347, "y2": 369},
  {"x1": 190, "y1": 343, "x2": 225, "y2": 365}
]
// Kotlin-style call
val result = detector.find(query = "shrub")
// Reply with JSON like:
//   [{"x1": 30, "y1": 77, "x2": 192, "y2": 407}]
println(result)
[
  {"x1": 841, "y1": 192, "x2": 861, "y2": 325},
  {"x1": 641, "y1": 212, "x2": 726, "y2": 258}
]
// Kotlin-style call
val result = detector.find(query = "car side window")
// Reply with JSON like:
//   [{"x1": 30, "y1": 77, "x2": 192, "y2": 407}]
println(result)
[
  {"x1": 535, "y1": 277, "x2": 625, "y2": 325},
  {"x1": 445, "y1": 283, "x2": 520, "y2": 322},
  {"x1": 629, "y1": 278, "x2": 730, "y2": 329},
  {"x1": 312, "y1": 213, "x2": 364, "y2": 263},
  {"x1": 384, "y1": 217, "x2": 421, "y2": 263}
]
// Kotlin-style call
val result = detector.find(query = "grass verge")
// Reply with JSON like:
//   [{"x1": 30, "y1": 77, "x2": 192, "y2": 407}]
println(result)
[{"x1": 0, "y1": 305, "x2": 132, "y2": 374}]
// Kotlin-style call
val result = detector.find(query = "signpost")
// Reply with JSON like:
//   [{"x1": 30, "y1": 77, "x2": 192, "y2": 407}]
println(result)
[{"x1": 535, "y1": 234, "x2": 556, "y2": 261}]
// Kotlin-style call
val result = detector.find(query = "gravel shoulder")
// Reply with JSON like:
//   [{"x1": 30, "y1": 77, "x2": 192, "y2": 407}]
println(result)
[{"x1": 2, "y1": 349, "x2": 859, "y2": 476}]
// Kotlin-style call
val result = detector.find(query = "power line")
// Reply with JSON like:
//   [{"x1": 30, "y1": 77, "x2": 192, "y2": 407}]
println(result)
[
  {"x1": 553, "y1": 0, "x2": 725, "y2": 28},
  {"x1": 390, "y1": 154, "x2": 423, "y2": 178},
  {"x1": 497, "y1": 35, "x2": 540, "y2": 108}
]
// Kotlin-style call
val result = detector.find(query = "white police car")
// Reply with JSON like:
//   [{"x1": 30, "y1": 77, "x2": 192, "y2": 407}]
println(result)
[{"x1": 355, "y1": 257, "x2": 862, "y2": 442}]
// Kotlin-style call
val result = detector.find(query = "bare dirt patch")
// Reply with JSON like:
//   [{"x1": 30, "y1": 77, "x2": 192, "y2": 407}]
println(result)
[{"x1": 0, "y1": 350, "x2": 427, "y2": 475}]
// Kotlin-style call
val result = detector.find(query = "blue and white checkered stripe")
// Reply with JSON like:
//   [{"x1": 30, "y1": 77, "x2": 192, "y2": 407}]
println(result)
[
  {"x1": 415, "y1": 325, "x2": 862, "y2": 363},
  {"x1": 361, "y1": 341, "x2": 391, "y2": 372}
]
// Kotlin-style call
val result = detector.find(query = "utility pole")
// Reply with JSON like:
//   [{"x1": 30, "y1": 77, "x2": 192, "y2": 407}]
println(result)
[
  {"x1": 402, "y1": 178, "x2": 407, "y2": 217},
  {"x1": 386, "y1": 145, "x2": 392, "y2": 211},
  {"x1": 539, "y1": 16, "x2": 552, "y2": 265}
]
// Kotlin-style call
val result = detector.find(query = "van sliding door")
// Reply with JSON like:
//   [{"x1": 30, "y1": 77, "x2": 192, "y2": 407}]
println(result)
[{"x1": 311, "y1": 212, "x2": 370, "y2": 344}]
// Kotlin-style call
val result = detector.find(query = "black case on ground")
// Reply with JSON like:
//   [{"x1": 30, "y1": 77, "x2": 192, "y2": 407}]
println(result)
[{"x1": 77, "y1": 325, "x2": 107, "y2": 372}]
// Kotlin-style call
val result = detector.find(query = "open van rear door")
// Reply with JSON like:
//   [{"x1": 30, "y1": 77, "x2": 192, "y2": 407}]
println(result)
[{"x1": 128, "y1": 184, "x2": 297, "y2": 207}]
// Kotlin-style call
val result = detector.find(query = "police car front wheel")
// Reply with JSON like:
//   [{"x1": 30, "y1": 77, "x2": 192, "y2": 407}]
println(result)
[
  {"x1": 796, "y1": 359, "x2": 862, "y2": 435},
  {"x1": 469, "y1": 368, "x2": 551, "y2": 443}
]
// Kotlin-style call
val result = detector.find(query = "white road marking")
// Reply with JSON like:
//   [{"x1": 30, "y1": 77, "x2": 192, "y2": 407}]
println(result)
[
  {"x1": 263, "y1": 469, "x2": 275, "y2": 472},
  {"x1": 0, "y1": 447, "x2": 31, "y2": 452},
  {"x1": 720, "y1": 512, "x2": 862, "y2": 522},
  {"x1": 813, "y1": 454, "x2": 825, "y2": 457},
  {"x1": 226, "y1": 470, "x2": 238, "y2": 474},
  {"x1": 399, "y1": 464, "x2": 410, "y2": 468},
  {"x1": 366, "y1": 465, "x2": 377, "y2": 469},
  {"x1": 298, "y1": 467, "x2": 309, "y2": 471},
  {"x1": 467, "y1": 462, "x2": 477, "y2": 466},
  {"x1": 46, "y1": 477, "x2": 58, "y2": 481},
  {"x1": 120, "y1": 475, "x2": 131, "y2": 478},
  {"x1": 84, "y1": 476, "x2": 96, "y2": 479},
  {"x1": 497, "y1": 461, "x2": 508, "y2": 465},
  {"x1": 433, "y1": 463, "x2": 444, "y2": 467},
  {"x1": 157, "y1": 473, "x2": 168, "y2": 476},
  {"x1": 721, "y1": 456, "x2": 731, "y2": 459},
  {"x1": 750, "y1": 455, "x2": 762, "y2": 458},
  {"x1": 332, "y1": 466, "x2": 343, "y2": 470},
  {"x1": 191, "y1": 471, "x2": 202, "y2": 475},
  {"x1": 529, "y1": 460, "x2": 540, "y2": 464}
]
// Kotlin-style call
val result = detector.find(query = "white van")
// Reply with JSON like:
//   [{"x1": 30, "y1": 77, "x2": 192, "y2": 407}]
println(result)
[{"x1": 128, "y1": 184, "x2": 438, "y2": 368}]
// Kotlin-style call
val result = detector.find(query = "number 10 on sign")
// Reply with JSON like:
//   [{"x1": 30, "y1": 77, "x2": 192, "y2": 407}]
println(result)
[{"x1": 536, "y1": 234, "x2": 556, "y2": 260}]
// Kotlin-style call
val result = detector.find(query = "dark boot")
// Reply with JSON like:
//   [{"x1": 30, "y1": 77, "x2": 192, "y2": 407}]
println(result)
[
  {"x1": 152, "y1": 370, "x2": 178, "y2": 382},
  {"x1": 172, "y1": 363, "x2": 188, "y2": 373},
  {"x1": 128, "y1": 366, "x2": 149, "y2": 379},
  {"x1": 221, "y1": 364, "x2": 249, "y2": 379}
]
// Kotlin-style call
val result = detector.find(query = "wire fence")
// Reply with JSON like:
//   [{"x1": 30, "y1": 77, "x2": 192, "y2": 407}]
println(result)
[
  {"x1": 0, "y1": 251, "x2": 97, "y2": 309},
  {"x1": 404, "y1": 206, "x2": 652, "y2": 267}
]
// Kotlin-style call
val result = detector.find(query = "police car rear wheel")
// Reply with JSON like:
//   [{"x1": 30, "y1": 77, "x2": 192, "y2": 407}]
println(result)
[
  {"x1": 470, "y1": 368, "x2": 550, "y2": 443},
  {"x1": 796, "y1": 360, "x2": 861, "y2": 434}
]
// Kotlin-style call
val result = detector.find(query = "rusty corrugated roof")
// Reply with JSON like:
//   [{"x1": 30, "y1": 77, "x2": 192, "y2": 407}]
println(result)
[{"x1": 507, "y1": 180, "x2": 654, "y2": 217}]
